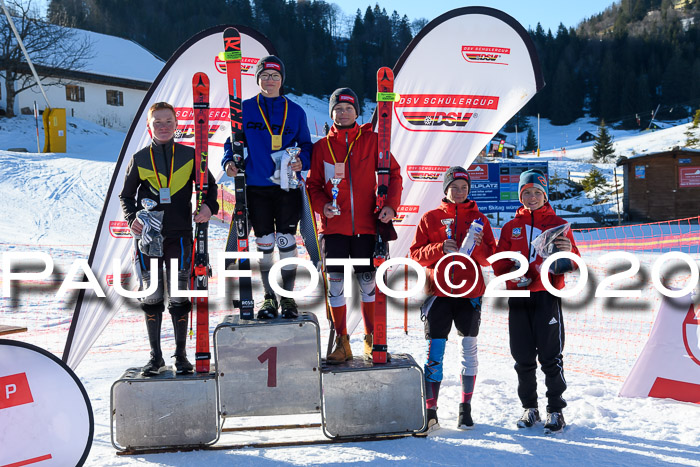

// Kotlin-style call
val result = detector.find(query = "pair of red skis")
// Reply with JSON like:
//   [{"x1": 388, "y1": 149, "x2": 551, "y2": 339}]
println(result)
[{"x1": 191, "y1": 28, "x2": 397, "y2": 371}]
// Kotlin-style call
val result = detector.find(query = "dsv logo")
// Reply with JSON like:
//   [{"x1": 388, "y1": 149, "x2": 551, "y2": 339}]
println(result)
[{"x1": 402, "y1": 111, "x2": 474, "y2": 127}]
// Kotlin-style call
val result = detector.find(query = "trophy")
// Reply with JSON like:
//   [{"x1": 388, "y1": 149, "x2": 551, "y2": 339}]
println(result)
[
  {"x1": 441, "y1": 218, "x2": 454, "y2": 239},
  {"x1": 286, "y1": 147, "x2": 301, "y2": 189},
  {"x1": 136, "y1": 198, "x2": 163, "y2": 257},
  {"x1": 513, "y1": 259, "x2": 531, "y2": 288},
  {"x1": 142, "y1": 198, "x2": 157, "y2": 211},
  {"x1": 330, "y1": 178, "x2": 342, "y2": 215}
]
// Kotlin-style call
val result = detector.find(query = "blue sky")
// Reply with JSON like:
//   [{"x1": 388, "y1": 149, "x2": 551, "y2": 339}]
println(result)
[
  {"x1": 331, "y1": 0, "x2": 618, "y2": 33},
  {"x1": 34, "y1": 0, "x2": 618, "y2": 35}
]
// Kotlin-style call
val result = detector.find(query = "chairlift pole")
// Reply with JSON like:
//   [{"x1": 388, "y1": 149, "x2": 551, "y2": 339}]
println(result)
[
  {"x1": 1, "y1": 0, "x2": 52, "y2": 109},
  {"x1": 647, "y1": 104, "x2": 660, "y2": 130}
]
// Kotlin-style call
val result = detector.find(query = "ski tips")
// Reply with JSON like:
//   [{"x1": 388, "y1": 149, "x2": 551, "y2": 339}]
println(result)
[
  {"x1": 192, "y1": 71, "x2": 210, "y2": 87},
  {"x1": 377, "y1": 66, "x2": 394, "y2": 81}
]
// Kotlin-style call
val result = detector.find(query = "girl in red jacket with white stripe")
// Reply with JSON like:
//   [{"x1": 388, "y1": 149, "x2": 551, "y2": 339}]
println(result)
[
  {"x1": 307, "y1": 87, "x2": 402, "y2": 363},
  {"x1": 409, "y1": 167, "x2": 496, "y2": 432},
  {"x1": 493, "y1": 169, "x2": 580, "y2": 434}
]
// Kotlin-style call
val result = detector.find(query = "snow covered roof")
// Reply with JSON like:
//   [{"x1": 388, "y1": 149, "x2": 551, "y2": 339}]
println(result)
[
  {"x1": 3, "y1": 16, "x2": 165, "y2": 84},
  {"x1": 62, "y1": 28, "x2": 164, "y2": 83}
]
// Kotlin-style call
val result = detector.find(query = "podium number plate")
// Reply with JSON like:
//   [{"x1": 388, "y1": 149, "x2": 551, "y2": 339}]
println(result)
[{"x1": 214, "y1": 313, "x2": 322, "y2": 417}]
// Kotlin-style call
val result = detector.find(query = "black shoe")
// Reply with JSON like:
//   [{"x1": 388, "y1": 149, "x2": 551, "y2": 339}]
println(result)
[
  {"x1": 457, "y1": 403, "x2": 474, "y2": 430},
  {"x1": 142, "y1": 356, "x2": 166, "y2": 376},
  {"x1": 257, "y1": 294, "x2": 278, "y2": 319},
  {"x1": 544, "y1": 411, "x2": 566, "y2": 434},
  {"x1": 174, "y1": 355, "x2": 193, "y2": 374},
  {"x1": 416, "y1": 408, "x2": 439, "y2": 436},
  {"x1": 280, "y1": 297, "x2": 298, "y2": 319},
  {"x1": 517, "y1": 408, "x2": 541, "y2": 428}
]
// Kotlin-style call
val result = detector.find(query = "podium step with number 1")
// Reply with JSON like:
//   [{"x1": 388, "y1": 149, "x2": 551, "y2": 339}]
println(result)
[{"x1": 214, "y1": 313, "x2": 322, "y2": 418}]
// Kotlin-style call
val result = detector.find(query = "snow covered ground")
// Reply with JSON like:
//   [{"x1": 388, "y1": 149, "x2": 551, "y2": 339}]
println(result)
[{"x1": 1, "y1": 102, "x2": 699, "y2": 466}]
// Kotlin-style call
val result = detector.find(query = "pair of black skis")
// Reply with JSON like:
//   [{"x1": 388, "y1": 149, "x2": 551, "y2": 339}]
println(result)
[{"x1": 221, "y1": 28, "x2": 255, "y2": 321}]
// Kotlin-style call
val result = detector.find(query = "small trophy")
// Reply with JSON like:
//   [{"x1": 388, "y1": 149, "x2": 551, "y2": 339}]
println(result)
[
  {"x1": 441, "y1": 218, "x2": 454, "y2": 239},
  {"x1": 142, "y1": 198, "x2": 157, "y2": 211},
  {"x1": 330, "y1": 178, "x2": 342, "y2": 215},
  {"x1": 513, "y1": 259, "x2": 531, "y2": 288},
  {"x1": 286, "y1": 147, "x2": 301, "y2": 189}
]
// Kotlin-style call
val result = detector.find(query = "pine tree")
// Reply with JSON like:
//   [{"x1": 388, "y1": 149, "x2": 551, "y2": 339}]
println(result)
[
  {"x1": 593, "y1": 120, "x2": 615, "y2": 162},
  {"x1": 581, "y1": 167, "x2": 608, "y2": 203},
  {"x1": 524, "y1": 128, "x2": 538, "y2": 152},
  {"x1": 685, "y1": 109, "x2": 700, "y2": 148}
]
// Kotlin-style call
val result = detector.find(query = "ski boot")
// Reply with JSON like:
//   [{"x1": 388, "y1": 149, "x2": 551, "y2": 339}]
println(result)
[
  {"x1": 280, "y1": 297, "x2": 298, "y2": 319},
  {"x1": 543, "y1": 411, "x2": 566, "y2": 434},
  {"x1": 517, "y1": 408, "x2": 541, "y2": 428},
  {"x1": 457, "y1": 403, "x2": 474, "y2": 430},
  {"x1": 257, "y1": 294, "x2": 279, "y2": 319}
]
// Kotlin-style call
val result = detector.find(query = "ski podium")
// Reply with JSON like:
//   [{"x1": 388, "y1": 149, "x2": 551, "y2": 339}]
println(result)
[{"x1": 110, "y1": 40, "x2": 425, "y2": 452}]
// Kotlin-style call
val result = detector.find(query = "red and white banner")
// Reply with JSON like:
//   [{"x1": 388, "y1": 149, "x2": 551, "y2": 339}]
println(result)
[
  {"x1": 0, "y1": 340, "x2": 93, "y2": 466},
  {"x1": 619, "y1": 294, "x2": 700, "y2": 404},
  {"x1": 62, "y1": 26, "x2": 276, "y2": 369},
  {"x1": 381, "y1": 7, "x2": 544, "y2": 261}
]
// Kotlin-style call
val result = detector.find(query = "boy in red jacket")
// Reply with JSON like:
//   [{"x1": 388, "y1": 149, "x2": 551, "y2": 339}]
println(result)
[
  {"x1": 493, "y1": 169, "x2": 580, "y2": 434},
  {"x1": 307, "y1": 87, "x2": 402, "y2": 363},
  {"x1": 409, "y1": 167, "x2": 497, "y2": 432}
]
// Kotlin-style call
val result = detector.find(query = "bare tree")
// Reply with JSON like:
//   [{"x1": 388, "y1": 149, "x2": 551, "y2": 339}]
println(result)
[{"x1": 1, "y1": 0, "x2": 91, "y2": 117}]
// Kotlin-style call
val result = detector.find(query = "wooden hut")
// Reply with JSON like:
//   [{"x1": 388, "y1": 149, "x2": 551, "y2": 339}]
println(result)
[{"x1": 617, "y1": 148, "x2": 700, "y2": 221}]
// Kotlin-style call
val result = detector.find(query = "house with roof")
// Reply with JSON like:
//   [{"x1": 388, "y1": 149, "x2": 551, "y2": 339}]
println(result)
[
  {"x1": 575, "y1": 130, "x2": 596, "y2": 143},
  {"x1": 617, "y1": 148, "x2": 700, "y2": 221},
  {"x1": 1, "y1": 27, "x2": 163, "y2": 131}
]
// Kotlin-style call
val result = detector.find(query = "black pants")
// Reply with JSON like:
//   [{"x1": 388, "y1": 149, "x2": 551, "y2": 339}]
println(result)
[
  {"x1": 247, "y1": 185, "x2": 301, "y2": 236},
  {"x1": 136, "y1": 236, "x2": 192, "y2": 309},
  {"x1": 424, "y1": 296, "x2": 481, "y2": 339},
  {"x1": 323, "y1": 234, "x2": 375, "y2": 274},
  {"x1": 508, "y1": 291, "x2": 567, "y2": 413}
]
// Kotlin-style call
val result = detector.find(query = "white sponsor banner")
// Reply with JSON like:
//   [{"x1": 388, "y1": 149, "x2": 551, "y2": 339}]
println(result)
[
  {"x1": 0, "y1": 340, "x2": 93, "y2": 466},
  {"x1": 387, "y1": 7, "x2": 544, "y2": 261},
  {"x1": 63, "y1": 26, "x2": 276, "y2": 369},
  {"x1": 619, "y1": 294, "x2": 700, "y2": 404}
]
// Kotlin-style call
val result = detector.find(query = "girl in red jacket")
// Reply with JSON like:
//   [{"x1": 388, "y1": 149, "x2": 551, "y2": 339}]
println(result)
[
  {"x1": 409, "y1": 167, "x2": 496, "y2": 432},
  {"x1": 307, "y1": 87, "x2": 402, "y2": 363},
  {"x1": 493, "y1": 169, "x2": 580, "y2": 434}
]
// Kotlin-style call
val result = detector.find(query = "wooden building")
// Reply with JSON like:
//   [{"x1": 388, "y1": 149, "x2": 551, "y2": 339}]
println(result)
[
  {"x1": 576, "y1": 130, "x2": 595, "y2": 143},
  {"x1": 617, "y1": 148, "x2": 700, "y2": 221}
]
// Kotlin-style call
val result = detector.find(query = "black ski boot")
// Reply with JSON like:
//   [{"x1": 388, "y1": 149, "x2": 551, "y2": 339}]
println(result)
[
  {"x1": 544, "y1": 411, "x2": 566, "y2": 434},
  {"x1": 257, "y1": 293, "x2": 278, "y2": 319},
  {"x1": 142, "y1": 305, "x2": 166, "y2": 376},
  {"x1": 280, "y1": 297, "x2": 298, "y2": 319},
  {"x1": 171, "y1": 303, "x2": 193, "y2": 375},
  {"x1": 517, "y1": 408, "x2": 541, "y2": 428},
  {"x1": 457, "y1": 403, "x2": 474, "y2": 430}
]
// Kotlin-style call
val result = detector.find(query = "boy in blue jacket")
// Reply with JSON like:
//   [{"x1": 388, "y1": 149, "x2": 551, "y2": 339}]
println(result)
[{"x1": 222, "y1": 56, "x2": 312, "y2": 319}]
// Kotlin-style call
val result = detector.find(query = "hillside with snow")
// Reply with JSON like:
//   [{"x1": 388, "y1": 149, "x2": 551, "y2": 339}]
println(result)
[{"x1": 1, "y1": 98, "x2": 699, "y2": 466}]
